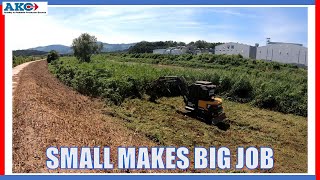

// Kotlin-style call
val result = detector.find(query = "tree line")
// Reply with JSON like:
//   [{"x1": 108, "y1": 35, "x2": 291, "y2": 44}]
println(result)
[
  {"x1": 46, "y1": 33, "x2": 224, "y2": 63},
  {"x1": 128, "y1": 40, "x2": 223, "y2": 54}
]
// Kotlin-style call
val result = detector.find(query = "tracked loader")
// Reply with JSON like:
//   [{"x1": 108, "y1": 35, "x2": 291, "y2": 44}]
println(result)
[{"x1": 148, "y1": 76, "x2": 227, "y2": 125}]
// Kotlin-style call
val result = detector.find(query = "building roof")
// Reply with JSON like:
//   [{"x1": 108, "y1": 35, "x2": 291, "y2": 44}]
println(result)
[
  {"x1": 216, "y1": 42, "x2": 254, "y2": 47},
  {"x1": 267, "y1": 42, "x2": 303, "y2": 46}
]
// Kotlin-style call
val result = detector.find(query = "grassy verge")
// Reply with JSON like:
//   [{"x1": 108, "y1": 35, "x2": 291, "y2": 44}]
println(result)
[{"x1": 13, "y1": 55, "x2": 45, "y2": 67}]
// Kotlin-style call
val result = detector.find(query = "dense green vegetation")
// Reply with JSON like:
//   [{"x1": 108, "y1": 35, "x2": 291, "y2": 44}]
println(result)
[
  {"x1": 13, "y1": 50, "x2": 47, "y2": 57},
  {"x1": 13, "y1": 55, "x2": 45, "y2": 67},
  {"x1": 109, "y1": 53, "x2": 302, "y2": 70},
  {"x1": 49, "y1": 53, "x2": 307, "y2": 117}
]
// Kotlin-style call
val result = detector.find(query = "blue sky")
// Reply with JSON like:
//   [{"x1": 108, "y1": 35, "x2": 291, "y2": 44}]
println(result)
[{"x1": 10, "y1": 7, "x2": 308, "y2": 49}]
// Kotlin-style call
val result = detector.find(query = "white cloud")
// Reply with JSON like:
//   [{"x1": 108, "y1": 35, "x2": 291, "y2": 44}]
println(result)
[
  {"x1": 7, "y1": 15, "x2": 83, "y2": 49},
  {"x1": 7, "y1": 7, "x2": 307, "y2": 49},
  {"x1": 209, "y1": 8, "x2": 260, "y2": 18}
]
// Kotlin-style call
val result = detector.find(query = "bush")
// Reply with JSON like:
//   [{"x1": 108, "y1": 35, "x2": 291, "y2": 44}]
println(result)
[
  {"x1": 252, "y1": 82, "x2": 307, "y2": 116},
  {"x1": 218, "y1": 76, "x2": 233, "y2": 94},
  {"x1": 254, "y1": 84, "x2": 281, "y2": 110},
  {"x1": 229, "y1": 78, "x2": 254, "y2": 102},
  {"x1": 47, "y1": 50, "x2": 59, "y2": 63}
]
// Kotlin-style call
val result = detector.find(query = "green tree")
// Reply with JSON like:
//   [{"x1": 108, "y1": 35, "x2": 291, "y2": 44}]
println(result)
[
  {"x1": 71, "y1": 33, "x2": 103, "y2": 62},
  {"x1": 188, "y1": 40, "x2": 222, "y2": 49},
  {"x1": 194, "y1": 40, "x2": 207, "y2": 48},
  {"x1": 47, "y1": 50, "x2": 59, "y2": 63}
]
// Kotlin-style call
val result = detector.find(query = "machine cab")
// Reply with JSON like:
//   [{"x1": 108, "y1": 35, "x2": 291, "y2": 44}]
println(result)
[
  {"x1": 186, "y1": 81, "x2": 223, "y2": 112},
  {"x1": 188, "y1": 81, "x2": 217, "y2": 101}
]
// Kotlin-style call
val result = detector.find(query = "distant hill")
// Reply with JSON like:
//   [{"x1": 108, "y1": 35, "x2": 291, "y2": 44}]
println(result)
[
  {"x1": 26, "y1": 43, "x2": 136, "y2": 55},
  {"x1": 13, "y1": 50, "x2": 48, "y2": 56},
  {"x1": 102, "y1": 43, "x2": 136, "y2": 52},
  {"x1": 29, "y1": 44, "x2": 72, "y2": 54}
]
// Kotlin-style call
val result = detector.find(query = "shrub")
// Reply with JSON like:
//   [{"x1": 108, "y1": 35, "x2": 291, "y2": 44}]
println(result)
[
  {"x1": 229, "y1": 78, "x2": 254, "y2": 102},
  {"x1": 218, "y1": 76, "x2": 233, "y2": 94},
  {"x1": 273, "y1": 64, "x2": 281, "y2": 70},
  {"x1": 47, "y1": 50, "x2": 59, "y2": 63},
  {"x1": 237, "y1": 54, "x2": 243, "y2": 58}
]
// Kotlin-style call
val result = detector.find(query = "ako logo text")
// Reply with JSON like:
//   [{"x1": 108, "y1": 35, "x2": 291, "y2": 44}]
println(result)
[{"x1": 2, "y1": 2, "x2": 48, "y2": 15}]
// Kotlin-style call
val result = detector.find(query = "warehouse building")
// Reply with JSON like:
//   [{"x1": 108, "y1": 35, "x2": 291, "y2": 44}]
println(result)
[
  {"x1": 153, "y1": 49, "x2": 166, "y2": 54},
  {"x1": 153, "y1": 38, "x2": 308, "y2": 66},
  {"x1": 153, "y1": 47, "x2": 188, "y2": 55},
  {"x1": 256, "y1": 38, "x2": 308, "y2": 66},
  {"x1": 153, "y1": 46, "x2": 214, "y2": 55},
  {"x1": 214, "y1": 42, "x2": 257, "y2": 59},
  {"x1": 170, "y1": 47, "x2": 188, "y2": 55}
]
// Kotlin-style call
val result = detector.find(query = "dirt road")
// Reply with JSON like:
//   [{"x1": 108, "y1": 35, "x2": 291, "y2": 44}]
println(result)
[
  {"x1": 13, "y1": 60, "x2": 44, "y2": 95},
  {"x1": 12, "y1": 60, "x2": 156, "y2": 173}
]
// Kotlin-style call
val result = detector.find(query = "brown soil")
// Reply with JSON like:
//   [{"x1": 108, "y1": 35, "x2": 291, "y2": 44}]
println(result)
[{"x1": 12, "y1": 60, "x2": 158, "y2": 173}]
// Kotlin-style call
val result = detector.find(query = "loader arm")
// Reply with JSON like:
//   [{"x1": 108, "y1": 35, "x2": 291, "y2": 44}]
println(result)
[
  {"x1": 173, "y1": 76, "x2": 189, "y2": 104},
  {"x1": 147, "y1": 76, "x2": 190, "y2": 103}
]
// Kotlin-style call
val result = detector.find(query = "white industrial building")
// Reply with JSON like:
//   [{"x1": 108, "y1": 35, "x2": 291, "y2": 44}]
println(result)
[
  {"x1": 256, "y1": 38, "x2": 308, "y2": 66},
  {"x1": 214, "y1": 42, "x2": 257, "y2": 59},
  {"x1": 152, "y1": 38, "x2": 308, "y2": 66},
  {"x1": 153, "y1": 47, "x2": 188, "y2": 55},
  {"x1": 153, "y1": 46, "x2": 214, "y2": 55},
  {"x1": 153, "y1": 49, "x2": 166, "y2": 54}
]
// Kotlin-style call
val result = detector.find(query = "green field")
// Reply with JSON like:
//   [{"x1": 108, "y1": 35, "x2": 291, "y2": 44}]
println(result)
[{"x1": 48, "y1": 54, "x2": 308, "y2": 172}]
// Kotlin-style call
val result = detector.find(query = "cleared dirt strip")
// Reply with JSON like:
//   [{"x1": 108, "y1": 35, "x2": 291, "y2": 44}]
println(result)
[
  {"x1": 12, "y1": 60, "x2": 160, "y2": 173},
  {"x1": 13, "y1": 60, "x2": 44, "y2": 95}
]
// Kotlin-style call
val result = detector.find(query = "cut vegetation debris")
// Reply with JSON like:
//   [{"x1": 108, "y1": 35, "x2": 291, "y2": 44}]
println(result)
[{"x1": 108, "y1": 97, "x2": 307, "y2": 173}]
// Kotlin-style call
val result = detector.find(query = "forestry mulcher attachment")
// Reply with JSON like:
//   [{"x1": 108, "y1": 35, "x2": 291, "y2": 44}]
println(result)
[{"x1": 148, "y1": 76, "x2": 227, "y2": 125}]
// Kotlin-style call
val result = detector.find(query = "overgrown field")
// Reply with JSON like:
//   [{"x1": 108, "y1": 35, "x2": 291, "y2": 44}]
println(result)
[
  {"x1": 48, "y1": 54, "x2": 308, "y2": 172},
  {"x1": 13, "y1": 55, "x2": 44, "y2": 67},
  {"x1": 110, "y1": 53, "x2": 306, "y2": 70},
  {"x1": 49, "y1": 54, "x2": 307, "y2": 116}
]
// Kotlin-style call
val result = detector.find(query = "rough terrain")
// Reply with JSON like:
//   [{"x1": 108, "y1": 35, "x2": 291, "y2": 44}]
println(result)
[
  {"x1": 13, "y1": 60, "x2": 43, "y2": 95},
  {"x1": 13, "y1": 61, "x2": 156, "y2": 173}
]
